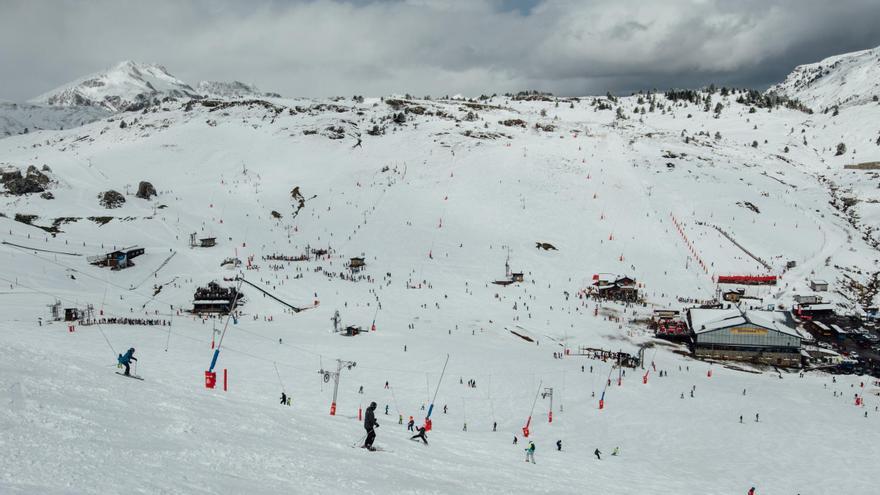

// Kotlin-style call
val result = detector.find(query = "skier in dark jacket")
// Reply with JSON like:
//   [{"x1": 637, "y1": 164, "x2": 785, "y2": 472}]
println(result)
[
  {"x1": 280, "y1": 392, "x2": 287, "y2": 405},
  {"x1": 362, "y1": 402, "x2": 379, "y2": 450},
  {"x1": 117, "y1": 348, "x2": 137, "y2": 376},
  {"x1": 410, "y1": 425, "x2": 428, "y2": 445}
]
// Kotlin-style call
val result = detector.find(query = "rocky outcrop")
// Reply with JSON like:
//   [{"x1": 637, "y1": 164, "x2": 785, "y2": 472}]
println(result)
[
  {"x1": 0, "y1": 166, "x2": 52, "y2": 195},
  {"x1": 98, "y1": 190, "x2": 126, "y2": 208},
  {"x1": 136, "y1": 180, "x2": 157, "y2": 199}
]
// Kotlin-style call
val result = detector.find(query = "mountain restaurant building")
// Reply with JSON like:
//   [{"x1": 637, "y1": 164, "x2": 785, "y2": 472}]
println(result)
[{"x1": 687, "y1": 307, "x2": 804, "y2": 366}]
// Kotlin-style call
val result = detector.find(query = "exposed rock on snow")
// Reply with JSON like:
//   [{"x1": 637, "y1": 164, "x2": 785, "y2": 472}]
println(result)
[
  {"x1": 98, "y1": 190, "x2": 126, "y2": 208},
  {"x1": 0, "y1": 165, "x2": 52, "y2": 195},
  {"x1": 136, "y1": 181, "x2": 157, "y2": 200}
]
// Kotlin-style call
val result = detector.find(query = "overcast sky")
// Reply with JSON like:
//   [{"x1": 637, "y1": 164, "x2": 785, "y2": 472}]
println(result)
[{"x1": 2, "y1": 0, "x2": 880, "y2": 101}]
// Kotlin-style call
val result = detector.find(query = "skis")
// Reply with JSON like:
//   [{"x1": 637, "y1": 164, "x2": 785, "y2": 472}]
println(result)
[
  {"x1": 354, "y1": 445, "x2": 390, "y2": 452},
  {"x1": 115, "y1": 372, "x2": 144, "y2": 380}
]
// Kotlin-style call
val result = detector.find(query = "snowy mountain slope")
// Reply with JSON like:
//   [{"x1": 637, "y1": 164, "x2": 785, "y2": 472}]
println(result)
[
  {"x1": 0, "y1": 101, "x2": 109, "y2": 137},
  {"x1": 29, "y1": 61, "x2": 199, "y2": 112},
  {"x1": 197, "y1": 80, "x2": 281, "y2": 99},
  {"x1": 768, "y1": 45, "x2": 880, "y2": 111},
  {"x1": 1, "y1": 58, "x2": 880, "y2": 493}
]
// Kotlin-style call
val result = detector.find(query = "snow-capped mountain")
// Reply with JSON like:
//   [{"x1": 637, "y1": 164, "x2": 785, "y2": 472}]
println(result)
[
  {"x1": 0, "y1": 100, "x2": 109, "y2": 137},
  {"x1": 29, "y1": 61, "x2": 200, "y2": 112},
  {"x1": 768, "y1": 45, "x2": 880, "y2": 111},
  {"x1": 197, "y1": 80, "x2": 281, "y2": 99}
]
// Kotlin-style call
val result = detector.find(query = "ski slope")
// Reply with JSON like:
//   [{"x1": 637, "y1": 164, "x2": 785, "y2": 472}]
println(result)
[{"x1": 2, "y1": 60, "x2": 880, "y2": 493}]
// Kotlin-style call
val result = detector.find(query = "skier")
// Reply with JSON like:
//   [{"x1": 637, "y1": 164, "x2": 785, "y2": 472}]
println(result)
[
  {"x1": 513, "y1": 435, "x2": 518, "y2": 445},
  {"x1": 399, "y1": 414, "x2": 403, "y2": 425},
  {"x1": 556, "y1": 440, "x2": 562, "y2": 451},
  {"x1": 525, "y1": 441, "x2": 536, "y2": 464},
  {"x1": 612, "y1": 446, "x2": 619, "y2": 456},
  {"x1": 594, "y1": 448, "x2": 602, "y2": 460},
  {"x1": 362, "y1": 402, "x2": 379, "y2": 451},
  {"x1": 755, "y1": 413, "x2": 760, "y2": 423},
  {"x1": 748, "y1": 487, "x2": 756, "y2": 495},
  {"x1": 407, "y1": 416, "x2": 415, "y2": 432},
  {"x1": 385, "y1": 404, "x2": 389, "y2": 415},
  {"x1": 410, "y1": 425, "x2": 428, "y2": 445},
  {"x1": 286, "y1": 396, "x2": 291, "y2": 406},
  {"x1": 117, "y1": 348, "x2": 137, "y2": 376},
  {"x1": 358, "y1": 385, "x2": 364, "y2": 394},
  {"x1": 493, "y1": 421, "x2": 497, "y2": 432},
  {"x1": 739, "y1": 415, "x2": 743, "y2": 424},
  {"x1": 280, "y1": 392, "x2": 287, "y2": 405}
]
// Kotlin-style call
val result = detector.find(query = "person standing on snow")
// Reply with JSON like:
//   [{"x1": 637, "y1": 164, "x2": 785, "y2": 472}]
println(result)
[
  {"x1": 525, "y1": 441, "x2": 536, "y2": 463},
  {"x1": 280, "y1": 392, "x2": 287, "y2": 405},
  {"x1": 594, "y1": 448, "x2": 602, "y2": 460},
  {"x1": 556, "y1": 440, "x2": 562, "y2": 451},
  {"x1": 407, "y1": 416, "x2": 415, "y2": 432},
  {"x1": 362, "y1": 402, "x2": 379, "y2": 451},
  {"x1": 117, "y1": 348, "x2": 137, "y2": 376}
]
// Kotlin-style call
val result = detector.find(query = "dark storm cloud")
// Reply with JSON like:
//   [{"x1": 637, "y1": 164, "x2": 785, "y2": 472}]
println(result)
[{"x1": 1, "y1": 0, "x2": 879, "y2": 101}]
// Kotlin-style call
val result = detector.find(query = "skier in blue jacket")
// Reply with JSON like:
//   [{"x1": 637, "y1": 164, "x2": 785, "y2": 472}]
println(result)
[{"x1": 118, "y1": 348, "x2": 137, "y2": 376}]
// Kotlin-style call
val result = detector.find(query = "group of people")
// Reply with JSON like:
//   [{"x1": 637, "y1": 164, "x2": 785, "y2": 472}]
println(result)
[
  {"x1": 80, "y1": 317, "x2": 171, "y2": 326},
  {"x1": 361, "y1": 402, "x2": 431, "y2": 451}
]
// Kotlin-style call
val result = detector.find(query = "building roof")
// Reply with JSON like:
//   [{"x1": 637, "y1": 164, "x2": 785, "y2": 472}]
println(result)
[
  {"x1": 798, "y1": 303, "x2": 835, "y2": 312},
  {"x1": 689, "y1": 307, "x2": 802, "y2": 339}
]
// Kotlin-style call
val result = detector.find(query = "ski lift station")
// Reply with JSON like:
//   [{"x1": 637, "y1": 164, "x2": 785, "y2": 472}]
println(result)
[{"x1": 687, "y1": 307, "x2": 805, "y2": 367}]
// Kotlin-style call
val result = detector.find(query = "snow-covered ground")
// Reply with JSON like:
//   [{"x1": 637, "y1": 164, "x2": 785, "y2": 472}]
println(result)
[{"x1": 2, "y1": 49, "x2": 880, "y2": 494}]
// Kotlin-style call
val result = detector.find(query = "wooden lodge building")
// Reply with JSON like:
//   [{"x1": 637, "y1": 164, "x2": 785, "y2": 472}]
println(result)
[
  {"x1": 593, "y1": 275, "x2": 639, "y2": 302},
  {"x1": 88, "y1": 247, "x2": 145, "y2": 270}
]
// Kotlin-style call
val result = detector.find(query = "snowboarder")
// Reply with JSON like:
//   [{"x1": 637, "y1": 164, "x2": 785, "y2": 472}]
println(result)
[
  {"x1": 443, "y1": 404, "x2": 447, "y2": 414},
  {"x1": 612, "y1": 446, "x2": 619, "y2": 456},
  {"x1": 117, "y1": 348, "x2": 137, "y2": 376},
  {"x1": 594, "y1": 448, "x2": 601, "y2": 460},
  {"x1": 358, "y1": 385, "x2": 364, "y2": 394},
  {"x1": 556, "y1": 440, "x2": 562, "y2": 451},
  {"x1": 286, "y1": 396, "x2": 291, "y2": 406},
  {"x1": 410, "y1": 425, "x2": 428, "y2": 445},
  {"x1": 748, "y1": 487, "x2": 756, "y2": 495},
  {"x1": 362, "y1": 401, "x2": 379, "y2": 451},
  {"x1": 525, "y1": 441, "x2": 535, "y2": 463},
  {"x1": 739, "y1": 415, "x2": 743, "y2": 423},
  {"x1": 407, "y1": 416, "x2": 415, "y2": 432},
  {"x1": 280, "y1": 392, "x2": 287, "y2": 405}
]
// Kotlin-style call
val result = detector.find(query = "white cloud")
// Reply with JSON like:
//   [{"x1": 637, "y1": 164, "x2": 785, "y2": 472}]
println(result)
[{"x1": 1, "y1": 0, "x2": 879, "y2": 100}]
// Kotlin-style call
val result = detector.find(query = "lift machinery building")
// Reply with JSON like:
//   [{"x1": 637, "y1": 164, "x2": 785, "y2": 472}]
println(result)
[{"x1": 687, "y1": 307, "x2": 804, "y2": 366}]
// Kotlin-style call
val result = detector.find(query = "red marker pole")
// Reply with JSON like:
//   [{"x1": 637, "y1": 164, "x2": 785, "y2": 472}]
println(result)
[{"x1": 223, "y1": 368, "x2": 228, "y2": 391}]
